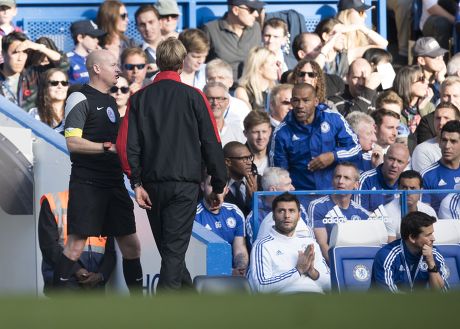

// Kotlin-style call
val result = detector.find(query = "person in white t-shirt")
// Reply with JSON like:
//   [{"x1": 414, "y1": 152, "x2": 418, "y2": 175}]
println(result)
[{"x1": 384, "y1": 170, "x2": 437, "y2": 242}]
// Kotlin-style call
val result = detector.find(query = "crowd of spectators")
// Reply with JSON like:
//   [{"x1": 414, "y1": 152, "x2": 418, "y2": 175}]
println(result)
[{"x1": 2, "y1": 0, "x2": 460, "y2": 294}]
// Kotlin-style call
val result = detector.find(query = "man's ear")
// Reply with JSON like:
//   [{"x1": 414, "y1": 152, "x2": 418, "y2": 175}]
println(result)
[{"x1": 297, "y1": 49, "x2": 306, "y2": 60}]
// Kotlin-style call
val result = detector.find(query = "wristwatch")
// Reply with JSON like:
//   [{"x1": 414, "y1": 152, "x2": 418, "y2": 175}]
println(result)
[
  {"x1": 427, "y1": 264, "x2": 438, "y2": 273},
  {"x1": 103, "y1": 142, "x2": 112, "y2": 154}
]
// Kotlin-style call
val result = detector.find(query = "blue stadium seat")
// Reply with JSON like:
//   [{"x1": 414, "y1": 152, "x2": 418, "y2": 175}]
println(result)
[{"x1": 435, "y1": 245, "x2": 460, "y2": 289}]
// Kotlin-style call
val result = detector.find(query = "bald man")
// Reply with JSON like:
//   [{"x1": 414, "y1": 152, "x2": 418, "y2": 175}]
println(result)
[
  {"x1": 53, "y1": 50, "x2": 143, "y2": 294},
  {"x1": 356, "y1": 143, "x2": 410, "y2": 212}
]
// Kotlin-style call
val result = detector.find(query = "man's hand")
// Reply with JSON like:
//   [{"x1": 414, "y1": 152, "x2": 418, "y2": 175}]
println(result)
[
  {"x1": 419, "y1": 87, "x2": 434, "y2": 110},
  {"x1": 205, "y1": 190, "x2": 224, "y2": 212},
  {"x1": 79, "y1": 272, "x2": 104, "y2": 288},
  {"x1": 75, "y1": 268, "x2": 89, "y2": 281},
  {"x1": 129, "y1": 82, "x2": 142, "y2": 94},
  {"x1": 308, "y1": 152, "x2": 334, "y2": 172},
  {"x1": 135, "y1": 186, "x2": 152, "y2": 210},
  {"x1": 245, "y1": 173, "x2": 258, "y2": 200},
  {"x1": 422, "y1": 244, "x2": 436, "y2": 269},
  {"x1": 231, "y1": 267, "x2": 247, "y2": 277},
  {"x1": 371, "y1": 145, "x2": 384, "y2": 168},
  {"x1": 364, "y1": 71, "x2": 381, "y2": 90}
]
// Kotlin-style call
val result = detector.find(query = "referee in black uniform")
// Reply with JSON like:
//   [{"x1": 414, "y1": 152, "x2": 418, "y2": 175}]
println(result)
[
  {"x1": 53, "y1": 50, "x2": 143, "y2": 293},
  {"x1": 117, "y1": 38, "x2": 227, "y2": 291}
]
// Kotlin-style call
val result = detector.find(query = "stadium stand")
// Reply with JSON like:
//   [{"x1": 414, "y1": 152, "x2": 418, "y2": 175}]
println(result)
[{"x1": 433, "y1": 220, "x2": 460, "y2": 289}]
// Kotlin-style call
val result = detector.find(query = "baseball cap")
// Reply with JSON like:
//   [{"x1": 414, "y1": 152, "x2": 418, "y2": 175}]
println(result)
[
  {"x1": 0, "y1": 0, "x2": 16, "y2": 7},
  {"x1": 154, "y1": 0, "x2": 181, "y2": 16},
  {"x1": 228, "y1": 0, "x2": 265, "y2": 10},
  {"x1": 338, "y1": 0, "x2": 372, "y2": 11},
  {"x1": 70, "y1": 20, "x2": 106, "y2": 39},
  {"x1": 413, "y1": 37, "x2": 448, "y2": 58}
]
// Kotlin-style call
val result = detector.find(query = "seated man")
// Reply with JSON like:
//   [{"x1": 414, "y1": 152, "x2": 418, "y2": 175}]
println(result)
[
  {"x1": 270, "y1": 83, "x2": 361, "y2": 190},
  {"x1": 422, "y1": 120, "x2": 460, "y2": 212},
  {"x1": 309, "y1": 162, "x2": 370, "y2": 264},
  {"x1": 243, "y1": 110, "x2": 271, "y2": 174},
  {"x1": 38, "y1": 191, "x2": 115, "y2": 295},
  {"x1": 383, "y1": 170, "x2": 437, "y2": 242},
  {"x1": 356, "y1": 143, "x2": 410, "y2": 212},
  {"x1": 371, "y1": 211, "x2": 448, "y2": 292},
  {"x1": 195, "y1": 173, "x2": 248, "y2": 276},
  {"x1": 438, "y1": 186, "x2": 460, "y2": 219},
  {"x1": 248, "y1": 192, "x2": 331, "y2": 294}
]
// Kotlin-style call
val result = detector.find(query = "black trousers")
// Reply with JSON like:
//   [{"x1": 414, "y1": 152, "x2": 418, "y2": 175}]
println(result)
[{"x1": 144, "y1": 181, "x2": 199, "y2": 291}]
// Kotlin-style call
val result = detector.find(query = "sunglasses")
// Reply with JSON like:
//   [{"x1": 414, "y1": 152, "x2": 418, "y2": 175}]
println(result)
[
  {"x1": 110, "y1": 86, "x2": 130, "y2": 94},
  {"x1": 413, "y1": 75, "x2": 426, "y2": 83},
  {"x1": 207, "y1": 96, "x2": 228, "y2": 103},
  {"x1": 297, "y1": 71, "x2": 318, "y2": 78},
  {"x1": 48, "y1": 80, "x2": 69, "y2": 87},
  {"x1": 159, "y1": 14, "x2": 179, "y2": 20},
  {"x1": 124, "y1": 63, "x2": 146, "y2": 70},
  {"x1": 120, "y1": 13, "x2": 128, "y2": 20},
  {"x1": 238, "y1": 6, "x2": 257, "y2": 14}
]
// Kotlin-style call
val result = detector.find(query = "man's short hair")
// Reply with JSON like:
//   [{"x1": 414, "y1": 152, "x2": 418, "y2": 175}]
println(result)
[
  {"x1": 400, "y1": 211, "x2": 436, "y2": 240},
  {"x1": 362, "y1": 48, "x2": 393, "y2": 67},
  {"x1": 346, "y1": 111, "x2": 374, "y2": 134},
  {"x1": 334, "y1": 161, "x2": 360, "y2": 181},
  {"x1": 135, "y1": 4, "x2": 160, "y2": 24},
  {"x1": 270, "y1": 83, "x2": 294, "y2": 106},
  {"x1": 205, "y1": 58, "x2": 233, "y2": 79},
  {"x1": 441, "y1": 120, "x2": 460, "y2": 136},
  {"x1": 375, "y1": 90, "x2": 403, "y2": 111},
  {"x1": 435, "y1": 101, "x2": 460, "y2": 120},
  {"x1": 243, "y1": 110, "x2": 270, "y2": 131},
  {"x1": 292, "y1": 82, "x2": 316, "y2": 96},
  {"x1": 156, "y1": 37, "x2": 187, "y2": 72},
  {"x1": 203, "y1": 81, "x2": 228, "y2": 95},
  {"x1": 178, "y1": 28, "x2": 210, "y2": 53},
  {"x1": 371, "y1": 109, "x2": 400, "y2": 127},
  {"x1": 121, "y1": 47, "x2": 148, "y2": 65},
  {"x1": 399, "y1": 170, "x2": 423, "y2": 188},
  {"x1": 440, "y1": 76, "x2": 460, "y2": 95},
  {"x1": 292, "y1": 32, "x2": 319, "y2": 61},
  {"x1": 314, "y1": 17, "x2": 341, "y2": 42},
  {"x1": 223, "y1": 141, "x2": 247, "y2": 158},
  {"x1": 2, "y1": 31, "x2": 27, "y2": 55},
  {"x1": 261, "y1": 167, "x2": 290, "y2": 191},
  {"x1": 447, "y1": 53, "x2": 460, "y2": 76},
  {"x1": 262, "y1": 18, "x2": 288, "y2": 36},
  {"x1": 272, "y1": 192, "x2": 300, "y2": 213}
]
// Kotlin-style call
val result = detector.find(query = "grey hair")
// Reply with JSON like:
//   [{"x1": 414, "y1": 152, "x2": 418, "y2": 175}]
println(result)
[
  {"x1": 346, "y1": 111, "x2": 375, "y2": 134},
  {"x1": 262, "y1": 167, "x2": 290, "y2": 191},
  {"x1": 447, "y1": 53, "x2": 460, "y2": 76}
]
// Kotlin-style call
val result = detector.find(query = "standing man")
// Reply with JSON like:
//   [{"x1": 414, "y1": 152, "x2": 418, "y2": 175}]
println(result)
[
  {"x1": 371, "y1": 211, "x2": 448, "y2": 292},
  {"x1": 54, "y1": 50, "x2": 143, "y2": 293},
  {"x1": 117, "y1": 38, "x2": 227, "y2": 291}
]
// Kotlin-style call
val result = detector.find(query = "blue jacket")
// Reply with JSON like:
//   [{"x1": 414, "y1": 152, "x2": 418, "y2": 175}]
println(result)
[{"x1": 269, "y1": 105, "x2": 361, "y2": 190}]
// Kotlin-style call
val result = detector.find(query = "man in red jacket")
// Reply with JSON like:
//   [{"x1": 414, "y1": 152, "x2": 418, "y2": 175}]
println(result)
[{"x1": 117, "y1": 37, "x2": 227, "y2": 291}]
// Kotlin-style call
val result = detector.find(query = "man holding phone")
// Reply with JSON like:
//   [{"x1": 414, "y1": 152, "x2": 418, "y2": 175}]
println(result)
[
  {"x1": 248, "y1": 192, "x2": 330, "y2": 293},
  {"x1": 371, "y1": 211, "x2": 448, "y2": 292}
]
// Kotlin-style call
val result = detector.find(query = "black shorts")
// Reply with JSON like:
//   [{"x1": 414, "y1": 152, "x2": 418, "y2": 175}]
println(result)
[{"x1": 67, "y1": 181, "x2": 136, "y2": 237}]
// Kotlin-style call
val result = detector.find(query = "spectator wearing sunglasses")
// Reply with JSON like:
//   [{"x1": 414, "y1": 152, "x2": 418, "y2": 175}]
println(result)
[
  {"x1": 110, "y1": 75, "x2": 130, "y2": 117},
  {"x1": 203, "y1": 0, "x2": 265, "y2": 81},
  {"x1": 28, "y1": 68, "x2": 68, "y2": 133},
  {"x1": 120, "y1": 47, "x2": 149, "y2": 94},
  {"x1": 67, "y1": 19, "x2": 106, "y2": 85},
  {"x1": 154, "y1": 0, "x2": 180, "y2": 39},
  {"x1": 96, "y1": 0, "x2": 139, "y2": 61},
  {"x1": 178, "y1": 28, "x2": 209, "y2": 90}
]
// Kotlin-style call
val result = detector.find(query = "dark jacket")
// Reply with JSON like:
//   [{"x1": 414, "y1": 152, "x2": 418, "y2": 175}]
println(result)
[{"x1": 117, "y1": 71, "x2": 227, "y2": 193}]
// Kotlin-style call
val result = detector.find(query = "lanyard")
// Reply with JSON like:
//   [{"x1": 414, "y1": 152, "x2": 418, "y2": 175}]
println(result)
[{"x1": 400, "y1": 240, "x2": 423, "y2": 292}]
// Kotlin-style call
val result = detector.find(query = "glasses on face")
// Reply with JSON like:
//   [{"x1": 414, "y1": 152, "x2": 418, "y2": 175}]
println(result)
[
  {"x1": 238, "y1": 6, "x2": 257, "y2": 14},
  {"x1": 227, "y1": 154, "x2": 254, "y2": 163},
  {"x1": 120, "y1": 13, "x2": 128, "y2": 20},
  {"x1": 124, "y1": 63, "x2": 146, "y2": 70},
  {"x1": 297, "y1": 71, "x2": 318, "y2": 78},
  {"x1": 207, "y1": 96, "x2": 228, "y2": 103},
  {"x1": 110, "y1": 86, "x2": 129, "y2": 94},
  {"x1": 413, "y1": 75, "x2": 426, "y2": 83},
  {"x1": 159, "y1": 14, "x2": 179, "y2": 20},
  {"x1": 48, "y1": 80, "x2": 69, "y2": 87}
]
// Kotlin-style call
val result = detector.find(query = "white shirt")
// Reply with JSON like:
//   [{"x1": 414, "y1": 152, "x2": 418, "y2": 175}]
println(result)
[
  {"x1": 248, "y1": 227, "x2": 331, "y2": 294},
  {"x1": 420, "y1": 0, "x2": 438, "y2": 30},
  {"x1": 225, "y1": 96, "x2": 251, "y2": 129},
  {"x1": 411, "y1": 137, "x2": 441, "y2": 172},
  {"x1": 383, "y1": 197, "x2": 438, "y2": 238},
  {"x1": 438, "y1": 192, "x2": 460, "y2": 219},
  {"x1": 219, "y1": 121, "x2": 246, "y2": 146}
]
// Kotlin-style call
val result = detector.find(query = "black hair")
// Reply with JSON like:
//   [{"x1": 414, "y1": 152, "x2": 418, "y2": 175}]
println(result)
[
  {"x1": 400, "y1": 211, "x2": 436, "y2": 240},
  {"x1": 271, "y1": 192, "x2": 300, "y2": 213}
]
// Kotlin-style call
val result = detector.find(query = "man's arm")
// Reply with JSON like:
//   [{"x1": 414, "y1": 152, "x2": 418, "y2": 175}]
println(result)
[
  {"x1": 269, "y1": 128, "x2": 289, "y2": 169},
  {"x1": 371, "y1": 248, "x2": 399, "y2": 292},
  {"x1": 313, "y1": 228, "x2": 330, "y2": 265},
  {"x1": 66, "y1": 137, "x2": 116, "y2": 154},
  {"x1": 425, "y1": 246, "x2": 448, "y2": 291},
  {"x1": 331, "y1": 112, "x2": 362, "y2": 161},
  {"x1": 37, "y1": 199, "x2": 63, "y2": 266},
  {"x1": 232, "y1": 236, "x2": 249, "y2": 276}
]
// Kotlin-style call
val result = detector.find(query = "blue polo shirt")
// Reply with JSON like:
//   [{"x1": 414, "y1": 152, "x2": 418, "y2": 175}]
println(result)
[
  {"x1": 421, "y1": 161, "x2": 460, "y2": 212},
  {"x1": 195, "y1": 201, "x2": 245, "y2": 244},
  {"x1": 308, "y1": 195, "x2": 370, "y2": 242},
  {"x1": 356, "y1": 164, "x2": 398, "y2": 212},
  {"x1": 67, "y1": 51, "x2": 89, "y2": 85}
]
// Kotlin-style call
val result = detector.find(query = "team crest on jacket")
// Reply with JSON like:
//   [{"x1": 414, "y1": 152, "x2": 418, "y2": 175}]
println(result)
[
  {"x1": 107, "y1": 107, "x2": 116, "y2": 123},
  {"x1": 419, "y1": 261, "x2": 428, "y2": 272},
  {"x1": 353, "y1": 264, "x2": 370, "y2": 281},
  {"x1": 226, "y1": 217, "x2": 236, "y2": 229},
  {"x1": 320, "y1": 122, "x2": 330, "y2": 133}
]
